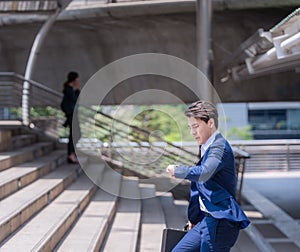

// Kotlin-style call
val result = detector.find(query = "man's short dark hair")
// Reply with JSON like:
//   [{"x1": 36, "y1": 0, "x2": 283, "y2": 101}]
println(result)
[{"x1": 184, "y1": 100, "x2": 219, "y2": 129}]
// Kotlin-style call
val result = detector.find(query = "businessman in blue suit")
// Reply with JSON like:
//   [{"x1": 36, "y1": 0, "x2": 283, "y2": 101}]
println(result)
[{"x1": 166, "y1": 100, "x2": 250, "y2": 252}]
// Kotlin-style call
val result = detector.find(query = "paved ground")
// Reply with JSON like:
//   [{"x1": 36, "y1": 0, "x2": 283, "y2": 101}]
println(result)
[{"x1": 244, "y1": 171, "x2": 300, "y2": 219}]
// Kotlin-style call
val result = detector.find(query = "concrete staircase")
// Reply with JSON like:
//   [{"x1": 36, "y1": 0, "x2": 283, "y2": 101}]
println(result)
[
  {"x1": 0, "y1": 125, "x2": 189, "y2": 252},
  {"x1": 1, "y1": 124, "x2": 279, "y2": 252}
]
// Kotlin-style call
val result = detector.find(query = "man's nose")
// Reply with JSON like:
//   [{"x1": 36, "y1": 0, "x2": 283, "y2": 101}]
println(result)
[{"x1": 190, "y1": 129, "x2": 197, "y2": 135}]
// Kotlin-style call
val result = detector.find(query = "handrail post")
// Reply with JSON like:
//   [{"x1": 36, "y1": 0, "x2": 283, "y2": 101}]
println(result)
[
  {"x1": 108, "y1": 124, "x2": 113, "y2": 161},
  {"x1": 237, "y1": 158, "x2": 246, "y2": 204},
  {"x1": 22, "y1": 7, "x2": 62, "y2": 125},
  {"x1": 286, "y1": 144, "x2": 290, "y2": 171}
]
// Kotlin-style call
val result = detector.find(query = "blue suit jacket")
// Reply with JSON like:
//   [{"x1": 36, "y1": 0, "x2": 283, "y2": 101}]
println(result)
[{"x1": 174, "y1": 133, "x2": 250, "y2": 229}]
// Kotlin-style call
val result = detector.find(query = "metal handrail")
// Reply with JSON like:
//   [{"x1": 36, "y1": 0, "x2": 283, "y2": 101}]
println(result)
[
  {"x1": 93, "y1": 119, "x2": 196, "y2": 165},
  {"x1": 13, "y1": 72, "x2": 63, "y2": 98},
  {"x1": 231, "y1": 139, "x2": 300, "y2": 146},
  {"x1": 96, "y1": 110, "x2": 197, "y2": 158},
  {"x1": 0, "y1": 0, "x2": 59, "y2": 12},
  {"x1": 0, "y1": 72, "x2": 63, "y2": 106}
]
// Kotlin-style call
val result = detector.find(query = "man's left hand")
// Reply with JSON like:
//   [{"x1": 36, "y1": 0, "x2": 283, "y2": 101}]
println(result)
[{"x1": 166, "y1": 165, "x2": 177, "y2": 177}]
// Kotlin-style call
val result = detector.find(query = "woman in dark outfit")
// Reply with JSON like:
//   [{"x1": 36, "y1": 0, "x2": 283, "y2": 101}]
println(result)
[{"x1": 61, "y1": 72, "x2": 81, "y2": 163}]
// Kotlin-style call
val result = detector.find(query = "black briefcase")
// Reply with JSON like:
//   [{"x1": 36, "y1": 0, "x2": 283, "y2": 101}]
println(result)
[{"x1": 161, "y1": 228, "x2": 187, "y2": 252}]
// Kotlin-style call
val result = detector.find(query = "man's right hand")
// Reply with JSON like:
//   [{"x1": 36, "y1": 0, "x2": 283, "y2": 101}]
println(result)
[{"x1": 188, "y1": 221, "x2": 195, "y2": 230}]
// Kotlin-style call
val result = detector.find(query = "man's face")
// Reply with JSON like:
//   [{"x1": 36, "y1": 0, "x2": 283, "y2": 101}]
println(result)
[{"x1": 188, "y1": 117, "x2": 214, "y2": 145}]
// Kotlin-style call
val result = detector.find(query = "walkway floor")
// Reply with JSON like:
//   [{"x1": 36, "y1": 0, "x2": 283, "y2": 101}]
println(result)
[
  {"x1": 244, "y1": 171, "x2": 300, "y2": 219},
  {"x1": 238, "y1": 171, "x2": 300, "y2": 252}
]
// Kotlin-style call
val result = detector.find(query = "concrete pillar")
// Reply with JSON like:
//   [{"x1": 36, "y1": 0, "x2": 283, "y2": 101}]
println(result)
[{"x1": 196, "y1": 0, "x2": 213, "y2": 101}]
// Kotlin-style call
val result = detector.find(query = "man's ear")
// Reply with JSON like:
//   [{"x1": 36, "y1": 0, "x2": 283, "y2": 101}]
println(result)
[{"x1": 208, "y1": 118, "x2": 214, "y2": 129}]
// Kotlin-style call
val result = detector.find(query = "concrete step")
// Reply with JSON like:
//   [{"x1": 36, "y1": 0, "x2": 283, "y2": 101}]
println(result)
[
  {"x1": 159, "y1": 192, "x2": 187, "y2": 230},
  {"x1": 101, "y1": 176, "x2": 141, "y2": 252},
  {"x1": 0, "y1": 142, "x2": 54, "y2": 172},
  {"x1": 0, "y1": 174, "x2": 97, "y2": 252},
  {"x1": 57, "y1": 167, "x2": 122, "y2": 252},
  {"x1": 0, "y1": 164, "x2": 79, "y2": 244},
  {"x1": 0, "y1": 126, "x2": 24, "y2": 137},
  {"x1": 173, "y1": 199, "x2": 189, "y2": 220},
  {"x1": 139, "y1": 183, "x2": 166, "y2": 252},
  {"x1": 12, "y1": 134, "x2": 37, "y2": 150},
  {"x1": 232, "y1": 230, "x2": 261, "y2": 252},
  {"x1": 0, "y1": 150, "x2": 66, "y2": 200},
  {"x1": 268, "y1": 241, "x2": 300, "y2": 252}
]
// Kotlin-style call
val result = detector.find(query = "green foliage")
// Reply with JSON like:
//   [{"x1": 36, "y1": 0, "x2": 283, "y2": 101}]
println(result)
[
  {"x1": 129, "y1": 105, "x2": 193, "y2": 142},
  {"x1": 58, "y1": 125, "x2": 69, "y2": 138},
  {"x1": 6, "y1": 106, "x2": 65, "y2": 120},
  {"x1": 30, "y1": 106, "x2": 64, "y2": 117},
  {"x1": 8, "y1": 107, "x2": 22, "y2": 119},
  {"x1": 226, "y1": 125, "x2": 253, "y2": 140},
  {"x1": 93, "y1": 104, "x2": 192, "y2": 143}
]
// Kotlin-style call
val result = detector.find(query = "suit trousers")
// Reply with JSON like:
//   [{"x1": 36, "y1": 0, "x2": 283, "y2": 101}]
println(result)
[{"x1": 172, "y1": 216, "x2": 240, "y2": 252}]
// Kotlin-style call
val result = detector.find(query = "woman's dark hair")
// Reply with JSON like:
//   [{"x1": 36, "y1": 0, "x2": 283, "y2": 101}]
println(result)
[
  {"x1": 63, "y1": 71, "x2": 79, "y2": 90},
  {"x1": 184, "y1": 100, "x2": 219, "y2": 129}
]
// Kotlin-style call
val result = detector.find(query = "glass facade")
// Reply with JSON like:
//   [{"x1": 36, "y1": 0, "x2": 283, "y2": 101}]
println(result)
[
  {"x1": 248, "y1": 109, "x2": 287, "y2": 130},
  {"x1": 221, "y1": 102, "x2": 300, "y2": 140},
  {"x1": 248, "y1": 107, "x2": 300, "y2": 139}
]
